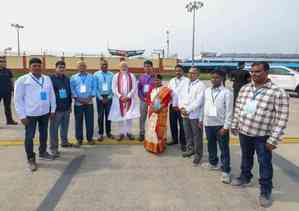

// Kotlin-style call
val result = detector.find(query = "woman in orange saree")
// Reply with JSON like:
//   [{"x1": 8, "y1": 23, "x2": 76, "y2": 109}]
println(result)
[{"x1": 144, "y1": 74, "x2": 176, "y2": 154}]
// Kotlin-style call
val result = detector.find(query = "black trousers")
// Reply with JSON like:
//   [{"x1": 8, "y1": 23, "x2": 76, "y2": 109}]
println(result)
[
  {"x1": 169, "y1": 104, "x2": 186, "y2": 146},
  {"x1": 74, "y1": 104, "x2": 94, "y2": 142},
  {"x1": 96, "y1": 98, "x2": 112, "y2": 136},
  {"x1": 0, "y1": 94, "x2": 14, "y2": 123},
  {"x1": 25, "y1": 114, "x2": 49, "y2": 160}
]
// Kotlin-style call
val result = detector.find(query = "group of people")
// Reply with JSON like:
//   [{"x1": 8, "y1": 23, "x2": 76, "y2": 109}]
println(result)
[{"x1": 0, "y1": 55, "x2": 289, "y2": 207}]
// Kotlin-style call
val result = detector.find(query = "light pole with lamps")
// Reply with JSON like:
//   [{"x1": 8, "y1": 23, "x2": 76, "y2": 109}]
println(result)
[
  {"x1": 186, "y1": 1, "x2": 204, "y2": 65},
  {"x1": 11, "y1": 23, "x2": 24, "y2": 56}
]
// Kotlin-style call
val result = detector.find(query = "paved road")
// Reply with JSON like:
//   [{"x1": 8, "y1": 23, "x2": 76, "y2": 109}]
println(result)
[{"x1": 0, "y1": 144, "x2": 299, "y2": 211}]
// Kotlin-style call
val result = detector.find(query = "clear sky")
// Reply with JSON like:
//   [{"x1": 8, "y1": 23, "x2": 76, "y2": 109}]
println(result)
[{"x1": 1, "y1": 0, "x2": 298, "y2": 58}]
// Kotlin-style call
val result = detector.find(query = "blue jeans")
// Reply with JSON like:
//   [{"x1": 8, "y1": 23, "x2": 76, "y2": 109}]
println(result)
[
  {"x1": 25, "y1": 114, "x2": 49, "y2": 160},
  {"x1": 50, "y1": 111, "x2": 70, "y2": 152},
  {"x1": 74, "y1": 104, "x2": 94, "y2": 143},
  {"x1": 205, "y1": 126, "x2": 231, "y2": 173},
  {"x1": 239, "y1": 133, "x2": 273, "y2": 195}
]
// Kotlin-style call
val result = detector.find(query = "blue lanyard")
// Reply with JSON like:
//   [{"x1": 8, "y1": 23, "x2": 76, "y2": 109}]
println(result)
[
  {"x1": 31, "y1": 75, "x2": 44, "y2": 88},
  {"x1": 252, "y1": 88, "x2": 263, "y2": 100},
  {"x1": 80, "y1": 74, "x2": 87, "y2": 84},
  {"x1": 102, "y1": 72, "x2": 107, "y2": 83}
]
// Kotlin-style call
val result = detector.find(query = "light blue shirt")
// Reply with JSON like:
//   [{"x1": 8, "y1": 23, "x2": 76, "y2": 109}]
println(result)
[
  {"x1": 70, "y1": 72, "x2": 96, "y2": 105},
  {"x1": 94, "y1": 70, "x2": 114, "y2": 99},
  {"x1": 203, "y1": 86, "x2": 234, "y2": 129}
]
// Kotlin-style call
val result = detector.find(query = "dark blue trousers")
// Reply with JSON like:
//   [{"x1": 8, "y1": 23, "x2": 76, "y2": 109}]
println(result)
[
  {"x1": 239, "y1": 133, "x2": 273, "y2": 195},
  {"x1": 74, "y1": 104, "x2": 94, "y2": 143},
  {"x1": 25, "y1": 114, "x2": 49, "y2": 160},
  {"x1": 205, "y1": 126, "x2": 231, "y2": 173}
]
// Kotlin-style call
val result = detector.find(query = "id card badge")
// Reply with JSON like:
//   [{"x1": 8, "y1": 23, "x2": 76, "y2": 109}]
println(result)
[
  {"x1": 244, "y1": 100, "x2": 257, "y2": 114},
  {"x1": 80, "y1": 85, "x2": 87, "y2": 93},
  {"x1": 208, "y1": 105, "x2": 217, "y2": 117},
  {"x1": 102, "y1": 83, "x2": 108, "y2": 92},
  {"x1": 40, "y1": 91, "x2": 47, "y2": 101},
  {"x1": 59, "y1": 89, "x2": 67, "y2": 99},
  {"x1": 143, "y1": 84, "x2": 149, "y2": 93}
]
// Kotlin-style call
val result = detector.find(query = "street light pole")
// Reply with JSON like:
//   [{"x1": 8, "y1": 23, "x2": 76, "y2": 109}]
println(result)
[
  {"x1": 186, "y1": 1, "x2": 204, "y2": 65},
  {"x1": 11, "y1": 23, "x2": 24, "y2": 56},
  {"x1": 166, "y1": 30, "x2": 170, "y2": 58}
]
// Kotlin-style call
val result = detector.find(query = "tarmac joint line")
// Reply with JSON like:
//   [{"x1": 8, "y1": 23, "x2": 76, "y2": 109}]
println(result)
[{"x1": 36, "y1": 154, "x2": 86, "y2": 211}]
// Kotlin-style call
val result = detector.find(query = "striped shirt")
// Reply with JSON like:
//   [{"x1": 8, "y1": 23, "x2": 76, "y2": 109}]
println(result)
[{"x1": 231, "y1": 80, "x2": 289, "y2": 146}]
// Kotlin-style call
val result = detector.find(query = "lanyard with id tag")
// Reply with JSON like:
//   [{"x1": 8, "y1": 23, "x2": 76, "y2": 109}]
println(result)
[
  {"x1": 102, "y1": 74, "x2": 109, "y2": 92},
  {"x1": 102, "y1": 83, "x2": 108, "y2": 92},
  {"x1": 80, "y1": 75, "x2": 87, "y2": 93},
  {"x1": 31, "y1": 75, "x2": 47, "y2": 101},
  {"x1": 143, "y1": 84, "x2": 149, "y2": 93},
  {"x1": 59, "y1": 89, "x2": 67, "y2": 99},
  {"x1": 208, "y1": 89, "x2": 220, "y2": 117},
  {"x1": 243, "y1": 88, "x2": 263, "y2": 115}
]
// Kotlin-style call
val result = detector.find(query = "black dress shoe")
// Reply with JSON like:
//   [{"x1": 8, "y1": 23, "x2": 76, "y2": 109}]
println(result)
[
  {"x1": 138, "y1": 135, "x2": 145, "y2": 142},
  {"x1": 117, "y1": 134, "x2": 125, "y2": 142},
  {"x1": 7, "y1": 120, "x2": 18, "y2": 125},
  {"x1": 193, "y1": 157, "x2": 201, "y2": 165},
  {"x1": 61, "y1": 143, "x2": 73, "y2": 148},
  {"x1": 127, "y1": 133, "x2": 135, "y2": 140},
  {"x1": 167, "y1": 142, "x2": 178, "y2": 146},
  {"x1": 182, "y1": 151, "x2": 195, "y2": 158},
  {"x1": 107, "y1": 134, "x2": 115, "y2": 139}
]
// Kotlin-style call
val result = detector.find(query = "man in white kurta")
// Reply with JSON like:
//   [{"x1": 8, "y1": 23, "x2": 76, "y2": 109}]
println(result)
[{"x1": 108, "y1": 62, "x2": 140, "y2": 141}]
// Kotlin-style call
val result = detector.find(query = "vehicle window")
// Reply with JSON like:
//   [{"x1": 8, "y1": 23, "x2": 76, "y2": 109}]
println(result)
[{"x1": 270, "y1": 68, "x2": 291, "y2": 75}]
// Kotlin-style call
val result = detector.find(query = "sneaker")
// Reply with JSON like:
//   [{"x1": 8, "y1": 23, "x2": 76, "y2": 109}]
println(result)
[
  {"x1": 259, "y1": 194, "x2": 272, "y2": 208},
  {"x1": 182, "y1": 151, "x2": 195, "y2": 158},
  {"x1": 39, "y1": 152, "x2": 55, "y2": 160},
  {"x1": 107, "y1": 134, "x2": 115, "y2": 139},
  {"x1": 231, "y1": 177, "x2": 252, "y2": 187},
  {"x1": 51, "y1": 151, "x2": 60, "y2": 159},
  {"x1": 97, "y1": 135, "x2": 104, "y2": 142},
  {"x1": 28, "y1": 158, "x2": 37, "y2": 172},
  {"x1": 201, "y1": 162, "x2": 221, "y2": 170},
  {"x1": 181, "y1": 145, "x2": 187, "y2": 153},
  {"x1": 221, "y1": 172, "x2": 232, "y2": 184},
  {"x1": 127, "y1": 133, "x2": 135, "y2": 140},
  {"x1": 117, "y1": 134, "x2": 125, "y2": 142}
]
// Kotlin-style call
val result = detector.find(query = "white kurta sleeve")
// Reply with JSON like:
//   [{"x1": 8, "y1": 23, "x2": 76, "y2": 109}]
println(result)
[
  {"x1": 127, "y1": 73, "x2": 137, "y2": 99},
  {"x1": 14, "y1": 77, "x2": 26, "y2": 119},
  {"x1": 112, "y1": 74, "x2": 121, "y2": 99}
]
